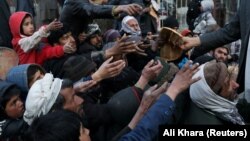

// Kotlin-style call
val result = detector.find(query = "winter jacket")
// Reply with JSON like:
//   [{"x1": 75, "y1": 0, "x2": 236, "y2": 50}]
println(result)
[
  {"x1": 77, "y1": 42, "x2": 105, "y2": 66},
  {"x1": 9, "y1": 11, "x2": 64, "y2": 65},
  {"x1": 108, "y1": 0, "x2": 143, "y2": 5},
  {"x1": 0, "y1": 81, "x2": 29, "y2": 141},
  {"x1": 60, "y1": 0, "x2": 114, "y2": 40},
  {"x1": 0, "y1": 0, "x2": 12, "y2": 48},
  {"x1": 0, "y1": 119, "x2": 29, "y2": 141},
  {"x1": 83, "y1": 86, "x2": 143, "y2": 141},
  {"x1": 180, "y1": 101, "x2": 233, "y2": 125},
  {"x1": 119, "y1": 94, "x2": 175, "y2": 141},
  {"x1": 6, "y1": 64, "x2": 45, "y2": 94},
  {"x1": 43, "y1": 54, "x2": 72, "y2": 78}
]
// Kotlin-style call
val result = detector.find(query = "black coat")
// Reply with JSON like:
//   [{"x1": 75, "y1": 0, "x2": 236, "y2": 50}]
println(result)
[
  {"x1": 139, "y1": 13, "x2": 158, "y2": 37},
  {"x1": 108, "y1": 0, "x2": 144, "y2": 31},
  {"x1": 180, "y1": 101, "x2": 233, "y2": 125},
  {"x1": 83, "y1": 86, "x2": 143, "y2": 141},
  {"x1": 0, "y1": 0, "x2": 12, "y2": 48},
  {"x1": 60, "y1": 0, "x2": 113, "y2": 39},
  {"x1": 0, "y1": 119, "x2": 30, "y2": 141}
]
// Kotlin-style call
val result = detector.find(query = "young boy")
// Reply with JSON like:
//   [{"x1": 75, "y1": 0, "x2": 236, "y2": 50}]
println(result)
[
  {"x1": 0, "y1": 81, "x2": 29, "y2": 140},
  {"x1": 9, "y1": 11, "x2": 76, "y2": 65}
]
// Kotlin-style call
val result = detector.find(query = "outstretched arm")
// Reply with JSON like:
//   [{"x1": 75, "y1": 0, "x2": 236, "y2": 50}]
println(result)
[{"x1": 119, "y1": 61, "x2": 200, "y2": 141}]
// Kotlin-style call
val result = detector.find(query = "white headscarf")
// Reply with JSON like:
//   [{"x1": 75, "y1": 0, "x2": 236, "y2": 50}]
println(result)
[
  {"x1": 24, "y1": 73, "x2": 62, "y2": 125},
  {"x1": 121, "y1": 16, "x2": 141, "y2": 36},
  {"x1": 201, "y1": 0, "x2": 214, "y2": 12},
  {"x1": 190, "y1": 64, "x2": 245, "y2": 125}
]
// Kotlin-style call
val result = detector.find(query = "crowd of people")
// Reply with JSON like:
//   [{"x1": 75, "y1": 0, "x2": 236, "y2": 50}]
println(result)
[{"x1": 0, "y1": 0, "x2": 249, "y2": 141}]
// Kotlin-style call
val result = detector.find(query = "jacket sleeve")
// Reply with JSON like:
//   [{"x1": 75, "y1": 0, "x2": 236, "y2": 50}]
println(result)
[
  {"x1": 112, "y1": 126, "x2": 132, "y2": 141},
  {"x1": 108, "y1": 0, "x2": 119, "y2": 5},
  {"x1": 0, "y1": 119, "x2": 29, "y2": 138},
  {"x1": 18, "y1": 26, "x2": 50, "y2": 53},
  {"x1": 198, "y1": 11, "x2": 240, "y2": 54},
  {"x1": 108, "y1": 0, "x2": 144, "y2": 6},
  {"x1": 37, "y1": 45, "x2": 64, "y2": 65},
  {"x1": 71, "y1": 0, "x2": 114, "y2": 19},
  {"x1": 119, "y1": 94, "x2": 175, "y2": 141}
]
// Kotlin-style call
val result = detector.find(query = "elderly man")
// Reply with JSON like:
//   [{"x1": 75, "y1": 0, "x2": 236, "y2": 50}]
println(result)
[
  {"x1": 120, "y1": 15, "x2": 141, "y2": 36},
  {"x1": 181, "y1": 0, "x2": 250, "y2": 103},
  {"x1": 180, "y1": 61, "x2": 244, "y2": 125}
]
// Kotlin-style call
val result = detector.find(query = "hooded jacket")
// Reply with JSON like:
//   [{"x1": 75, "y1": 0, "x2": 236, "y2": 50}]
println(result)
[
  {"x1": 0, "y1": 81, "x2": 29, "y2": 140},
  {"x1": 0, "y1": 81, "x2": 15, "y2": 108},
  {"x1": 6, "y1": 64, "x2": 45, "y2": 94},
  {"x1": 9, "y1": 11, "x2": 64, "y2": 65}
]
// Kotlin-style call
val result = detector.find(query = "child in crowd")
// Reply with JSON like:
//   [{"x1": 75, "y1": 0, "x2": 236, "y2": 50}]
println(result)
[
  {"x1": 9, "y1": 11, "x2": 76, "y2": 65},
  {"x1": 0, "y1": 81, "x2": 29, "y2": 140}
]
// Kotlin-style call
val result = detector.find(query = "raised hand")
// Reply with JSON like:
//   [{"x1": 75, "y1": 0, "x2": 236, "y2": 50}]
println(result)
[
  {"x1": 141, "y1": 82, "x2": 168, "y2": 112},
  {"x1": 135, "y1": 59, "x2": 163, "y2": 90},
  {"x1": 128, "y1": 82, "x2": 168, "y2": 129},
  {"x1": 45, "y1": 19, "x2": 63, "y2": 32},
  {"x1": 91, "y1": 57, "x2": 126, "y2": 82},
  {"x1": 114, "y1": 4, "x2": 143, "y2": 16},
  {"x1": 141, "y1": 59, "x2": 163, "y2": 81},
  {"x1": 166, "y1": 60, "x2": 201, "y2": 100},
  {"x1": 106, "y1": 35, "x2": 147, "y2": 58},
  {"x1": 74, "y1": 80, "x2": 97, "y2": 93},
  {"x1": 180, "y1": 36, "x2": 201, "y2": 50},
  {"x1": 63, "y1": 40, "x2": 76, "y2": 54}
]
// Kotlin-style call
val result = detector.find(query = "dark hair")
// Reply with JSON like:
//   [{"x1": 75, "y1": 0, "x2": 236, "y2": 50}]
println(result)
[
  {"x1": 62, "y1": 56, "x2": 96, "y2": 82},
  {"x1": 47, "y1": 24, "x2": 71, "y2": 45},
  {"x1": 49, "y1": 95, "x2": 65, "y2": 113},
  {"x1": 30, "y1": 110, "x2": 83, "y2": 141},
  {"x1": 49, "y1": 79, "x2": 73, "y2": 112},
  {"x1": 27, "y1": 65, "x2": 46, "y2": 85},
  {"x1": 61, "y1": 79, "x2": 74, "y2": 90},
  {"x1": 163, "y1": 16, "x2": 179, "y2": 29},
  {"x1": 213, "y1": 46, "x2": 230, "y2": 55},
  {"x1": 0, "y1": 86, "x2": 21, "y2": 120}
]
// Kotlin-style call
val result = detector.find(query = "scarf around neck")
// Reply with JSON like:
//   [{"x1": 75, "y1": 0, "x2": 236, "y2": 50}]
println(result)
[{"x1": 190, "y1": 64, "x2": 245, "y2": 125}]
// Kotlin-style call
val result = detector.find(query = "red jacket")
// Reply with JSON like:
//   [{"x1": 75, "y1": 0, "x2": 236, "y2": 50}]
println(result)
[{"x1": 9, "y1": 11, "x2": 64, "y2": 65}]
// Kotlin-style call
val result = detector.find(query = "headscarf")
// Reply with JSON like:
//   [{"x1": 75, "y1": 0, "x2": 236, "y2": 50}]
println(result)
[
  {"x1": 190, "y1": 63, "x2": 245, "y2": 125},
  {"x1": 121, "y1": 16, "x2": 141, "y2": 36}
]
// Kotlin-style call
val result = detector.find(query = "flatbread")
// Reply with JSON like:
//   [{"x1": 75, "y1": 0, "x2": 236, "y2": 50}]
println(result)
[{"x1": 158, "y1": 27, "x2": 183, "y2": 61}]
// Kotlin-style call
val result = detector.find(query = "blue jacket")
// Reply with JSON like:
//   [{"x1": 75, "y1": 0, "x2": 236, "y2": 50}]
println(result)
[
  {"x1": 119, "y1": 94, "x2": 175, "y2": 141},
  {"x1": 6, "y1": 64, "x2": 31, "y2": 93}
]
